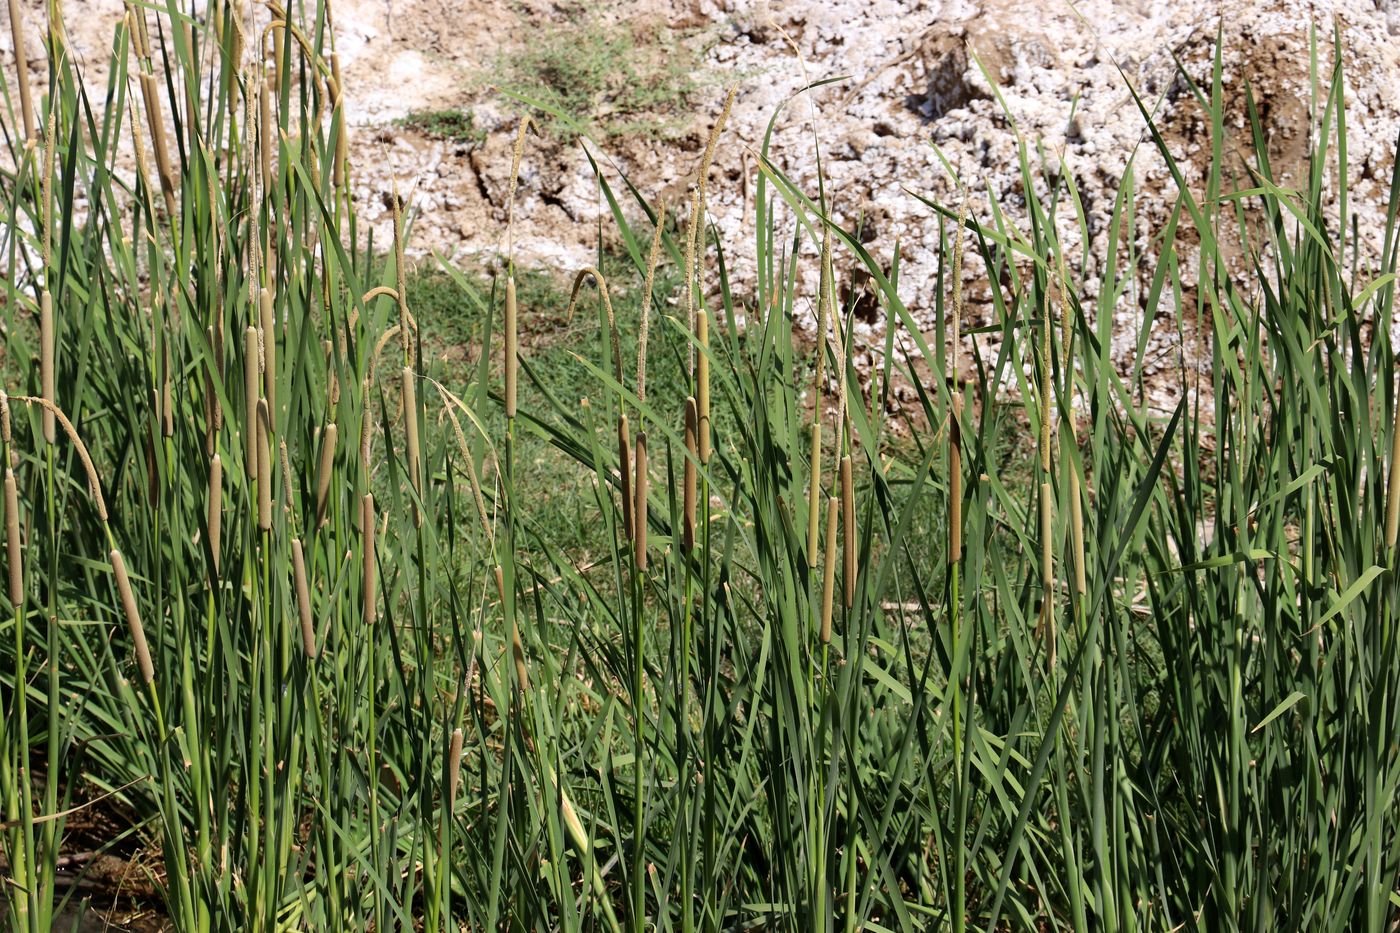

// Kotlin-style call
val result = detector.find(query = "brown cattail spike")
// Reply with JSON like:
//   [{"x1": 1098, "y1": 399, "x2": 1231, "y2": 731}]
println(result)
[
  {"x1": 161, "y1": 348, "x2": 174, "y2": 438},
  {"x1": 21, "y1": 397, "x2": 107, "y2": 522},
  {"x1": 111, "y1": 549, "x2": 154, "y2": 684},
  {"x1": 205, "y1": 324, "x2": 223, "y2": 456},
  {"x1": 504, "y1": 276, "x2": 518, "y2": 419},
  {"x1": 324, "y1": 339, "x2": 340, "y2": 408},
  {"x1": 683, "y1": 398, "x2": 698, "y2": 553},
  {"x1": 208, "y1": 453, "x2": 223, "y2": 573},
  {"x1": 330, "y1": 52, "x2": 348, "y2": 189},
  {"x1": 292, "y1": 538, "x2": 316, "y2": 659},
  {"x1": 820, "y1": 496, "x2": 838, "y2": 644},
  {"x1": 618, "y1": 414, "x2": 633, "y2": 543},
  {"x1": 841, "y1": 454, "x2": 855, "y2": 607},
  {"x1": 5, "y1": 469, "x2": 21, "y2": 605},
  {"x1": 7, "y1": 0, "x2": 35, "y2": 142},
  {"x1": 447, "y1": 727, "x2": 464, "y2": 805},
  {"x1": 403, "y1": 367, "x2": 420, "y2": 498},
  {"x1": 40, "y1": 290, "x2": 54, "y2": 444},
  {"x1": 696, "y1": 309, "x2": 711, "y2": 463},
  {"x1": 244, "y1": 326, "x2": 260, "y2": 479},
  {"x1": 256, "y1": 399, "x2": 272, "y2": 530},
  {"x1": 1069, "y1": 467, "x2": 1086, "y2": 596},
  {"x1": 359, "y1": 380, "x2": 374, "y2": 482},
  {"x1": 362, "y1": 493, "x2": 377, "y2": 623},
  {"x1": 634, "y1": 431, "x2": 649, "y2": 571},
  {"x1": 315, "y1": 423, "x2": 337, "y2": 527}
]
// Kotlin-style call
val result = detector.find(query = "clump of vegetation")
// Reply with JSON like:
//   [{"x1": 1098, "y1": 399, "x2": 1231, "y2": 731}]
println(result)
[
  {"x1": 2, "y1": 4, "x2": 1399, "y2": 933},
  {"x1": 396, "y1": 107, "x2": 486, "y2": 146},
  {"x1": 494, "y1": 14, "x2": 702, "y2": 139}
]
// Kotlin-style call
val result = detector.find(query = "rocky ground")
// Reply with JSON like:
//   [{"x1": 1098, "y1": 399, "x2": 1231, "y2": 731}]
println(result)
[{"x1": 6, "y1": 0, "x2": 1400, "y2": 414}]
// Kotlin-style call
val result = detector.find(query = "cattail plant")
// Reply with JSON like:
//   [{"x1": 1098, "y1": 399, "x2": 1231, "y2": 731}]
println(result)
[
  {"x1": 256, "y1": 399, "x2": 272, "y2": 530},
  {"x1": 315, "y1": 423, "x2": 337, "y2": 527},
  {"x1": 688, "y1": 307, "x2": 707, "y2": 463},
  {"x1": 291, "y1": 538, "x2": 316, "y2": 658},
  {"x1": 5, "y1": 468, "x2": 19, "y2": 606},
  {"x1": 204, "y1": 325, "x2": 222, "y2": 456},
  {"x1": 631, "y1": 207, "x2": 666, "y2": 553},
  {"x1": 324, "y1": 339, "x2": 340, "y2": 408},
  {"x1": 7, "y1": 0, "x2": 35, "y2": 142},
  {"x1": 128, "y1": 4, "x2": 176, "y2": 214},
  {"x1": 504, "y1": 276, "x2": 518, "y2": 420},
  {"x1": 4, "y1": 391, "x2": 20, "y2": 605},
  {"x1": 1387, "y1": 386, "x2": 1400, "y2": 551},
  {"x1": 258, "y1": 73, "x2": 274, "y2": 197},
  {"x1": 1058, "y1": 257, "x2": 1086, "y2": 597},
  {"x1": 260, "y1": 287, "x2": 277, "y2": 415},
  {"x1": 329, "y1": 51, "x2": 348, "y2": 190},
  {"x1": 362, "y1": 493, "x2": 376, "y2": 623},
  {"x1": 619, "y1": 413, "x2": 633, "y2": 542},
  {"x1": 18, "y1": 397, "x2": 108, "y2": 522},
  {"x1": 634, "y1": 432, "x2": 649, "y2": 571},
  {"x1": 40, "y1": 290, "x2": 54, "y2": 444},
  {"x1": 502, "y1": 118, "x2": 530, "y2": 420},
  {"x1": 806, "y1": 421, "x2": 822, "y2": 567},
  {"x1": 447, "y1": 726, "x2": 464, "y2": 807},
  {"x1": 948, "y1": 199, "x2": 968, "y2": 566},
  {"x1": 683, "y1": 398, "x2": 698, "y2": 553},
  {"x1": 208, "y1": 452, "x2": 223, "y2": 573},
  {"x1": 111, "y1": 549, "x2": 154, "y2": 684},
  {"x1": 244, "y1": 325, "x2": 260, "y2": 479},
  {"x1": 840, "y1": 454, "x2": 854, "y2": 607},
  {"x1": 820, "y1": 495, "x2": 837, "y2": 643},
  {"x1": 1037, "y1": 266, "x2": 1056, "y2": 667},
  {"x1": 403, "y1": 366, "x2": 421, "y2": 516}
]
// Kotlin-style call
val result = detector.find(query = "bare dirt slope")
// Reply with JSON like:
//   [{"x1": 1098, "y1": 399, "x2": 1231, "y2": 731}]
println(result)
[{"x1": 6, "y1": 0, "x2": 1400, "y2": 411}]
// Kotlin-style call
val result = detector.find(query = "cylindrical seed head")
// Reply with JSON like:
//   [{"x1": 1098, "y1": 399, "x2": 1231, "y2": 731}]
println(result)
[
  {"x1": 292, "y1": 538, "x2": 316, "y2": 659},
  {"x1": 5, "y1": 469, "x2": 22, "y2": 605},
  {"x1": 402, "y1": 366, "x2": 420, "y2": 497},
  {"x1": 315, "y1": 423, "x2": 337, "y2": 528},
  {"x1": 205, "y1": 324, "x2": 222, "y2": 456},
  {"x1": 447, "y1": 727, "x2": 464, "y2": 805},
  {"x1": 362, "y1": 493, "x2": 377, "y2": 624},
  {"x1": 256, "y1": 399, "x2": 272, "y2": 530},
  {"x1": 111, "y1": 549, "x2": 154, "y2": 684},
  {"x1": 618, "y1": 414, "x2": 633, "y2": 542},
  {"x1": 7, "y1": 0, "x2": 35, "y2": 142},
  {"x1": 324, "y1": 339, "x2": 340, "y2": 408},
  {"x1": 244, "y1": 326, "x2": 259, "y2": 480},
  {"x1": 208, "y1": 453, "x2": 223, "y2": 574}
]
